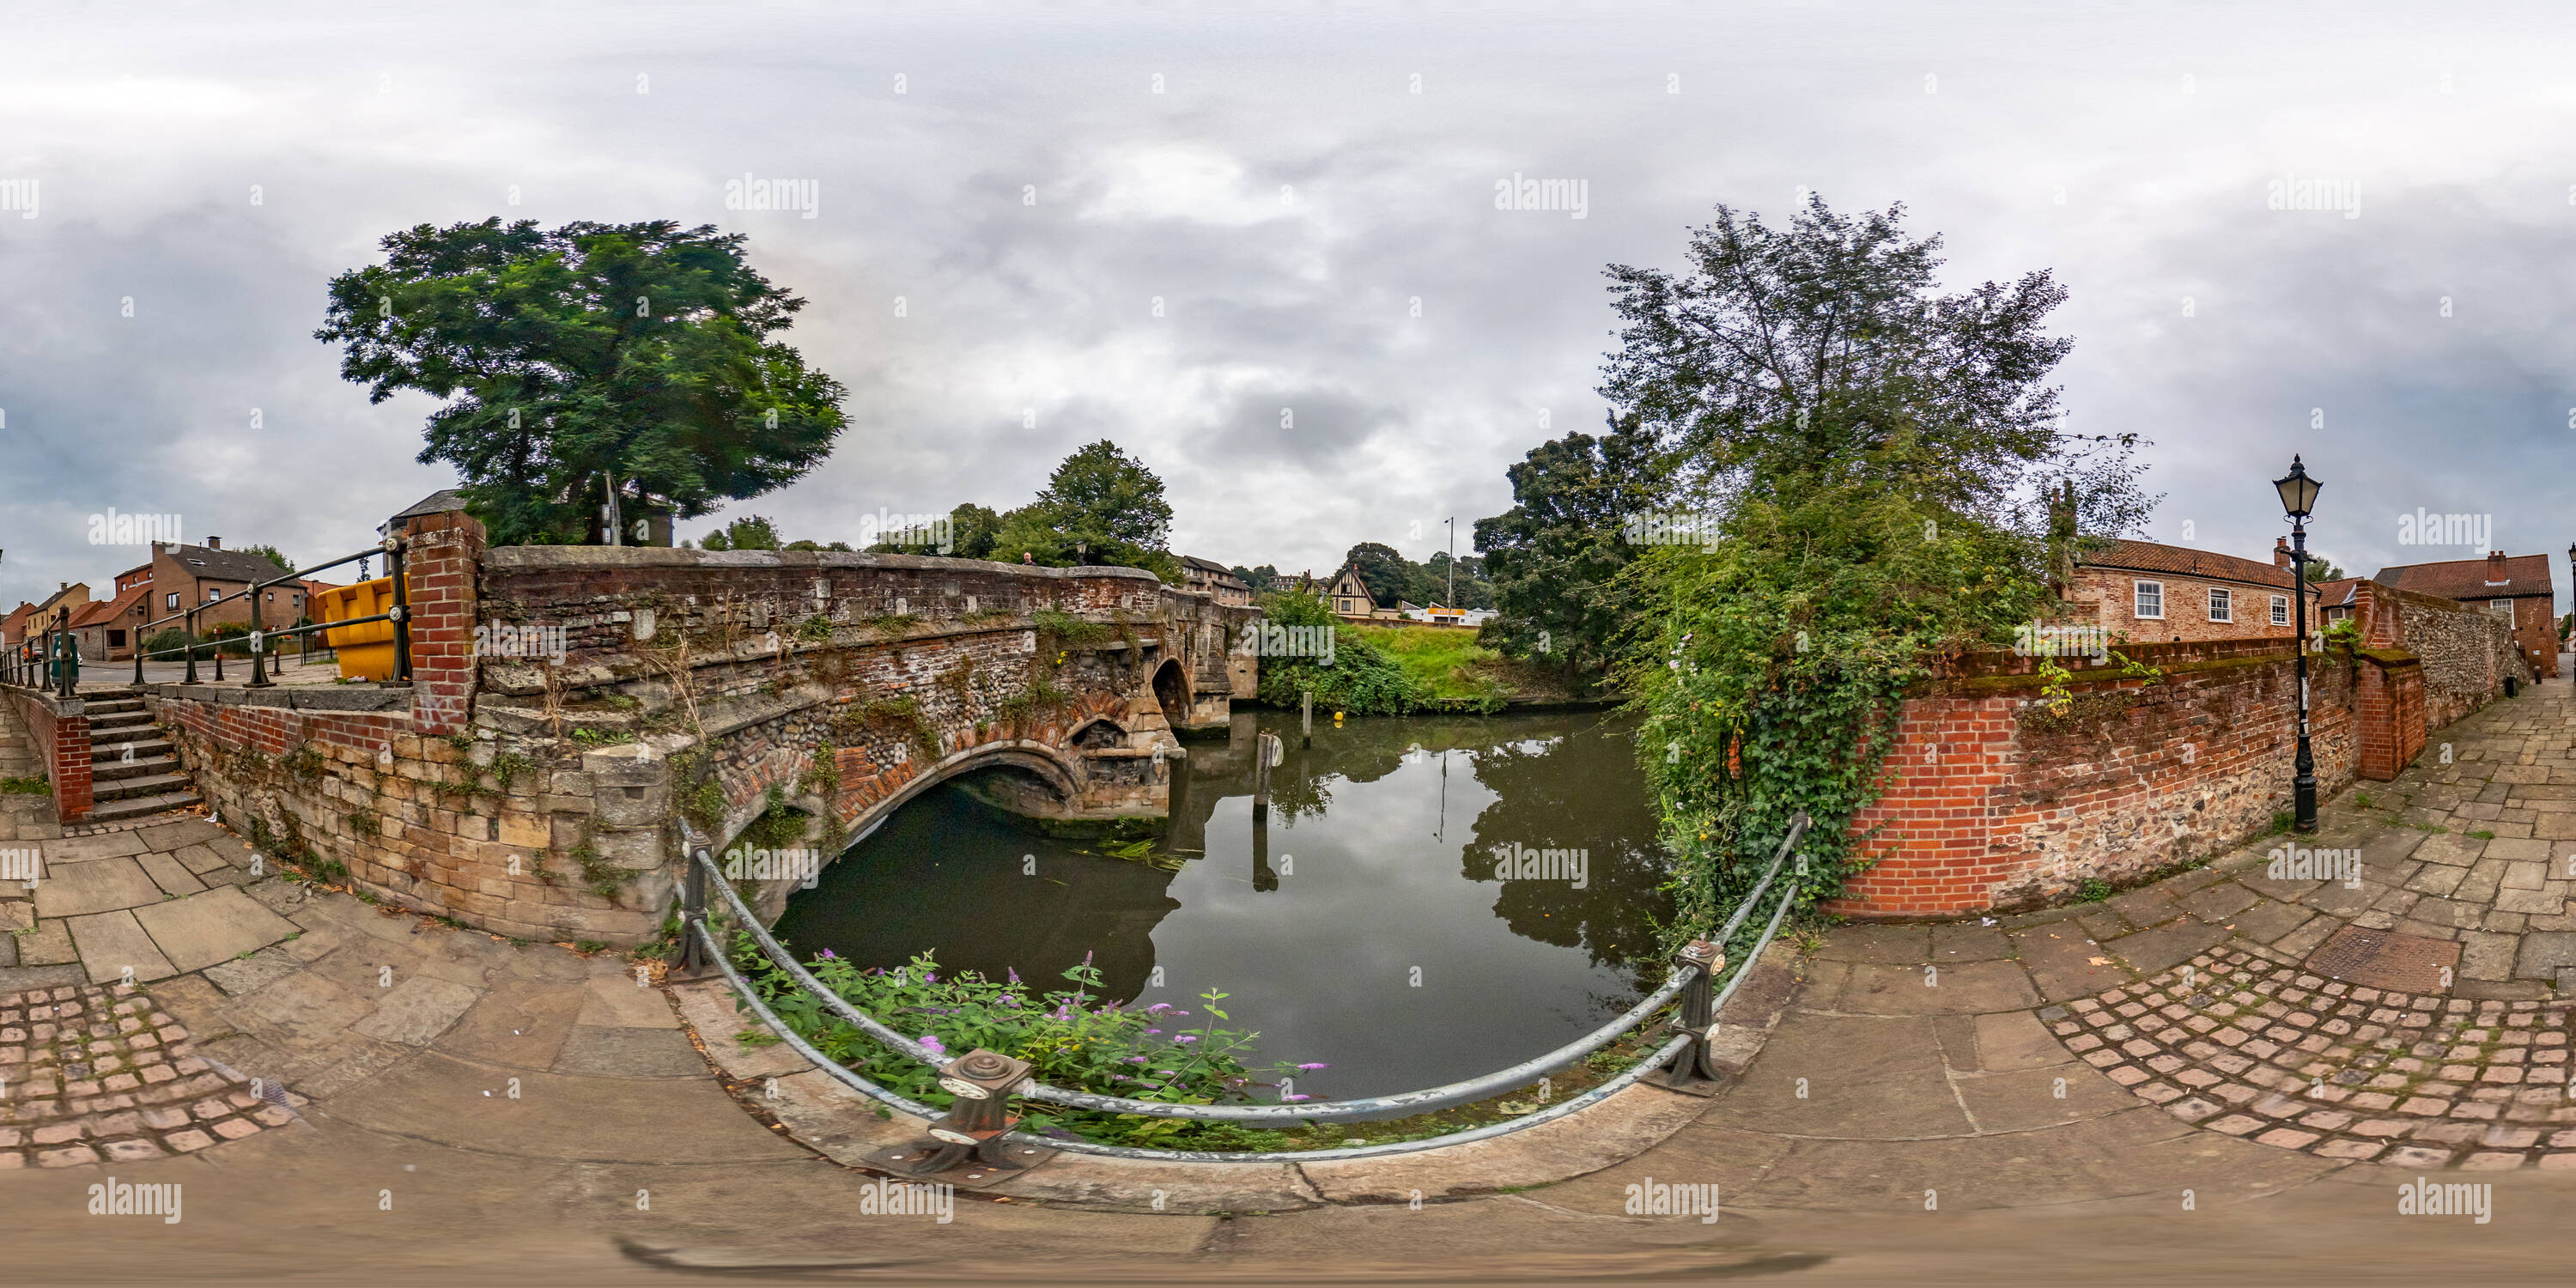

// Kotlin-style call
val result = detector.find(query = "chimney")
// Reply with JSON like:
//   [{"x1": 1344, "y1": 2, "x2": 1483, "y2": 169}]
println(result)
[
  {"x1": 206, "y1": 536, "x2": 221, "y2": 550},
  {"x1": 2489, "y1": 550, "x2": 2508, "y2": 583},
  {"x1": 2274, "y1": 538, "x2": 2293, "y2": 569}
]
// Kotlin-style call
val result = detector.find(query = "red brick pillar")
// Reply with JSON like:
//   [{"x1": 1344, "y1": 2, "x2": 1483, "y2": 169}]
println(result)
[
  {"x1": 52, "y1": 705, "x2": 93, "y2": 822},
  {"x1": 404, "y1": 510, "x2": 485, "y2": 736}
]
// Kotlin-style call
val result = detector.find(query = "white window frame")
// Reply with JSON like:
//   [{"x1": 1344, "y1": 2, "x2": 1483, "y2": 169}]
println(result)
[
  {"x1": 164, "y1": 592, "x2": 179, "y2": 611},
  {"x1": 2134, "y1": 580, "x2": 2165, "y2": 620},
  {"x1": 2207, "y1": 587, "x2": 2232, "y2": 623},
  {"x1": 2493, "y1": 599, "x2": 2512, "y2": 619},
  {"x1": 2270, "y1": 594, "x2": 2289, "y2": 626}
]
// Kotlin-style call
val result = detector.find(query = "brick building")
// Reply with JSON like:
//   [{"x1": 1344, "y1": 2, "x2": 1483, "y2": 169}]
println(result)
[
  {"x1": 1179, "y1": 556, "x2": 1253, "y2": 605},
  {"x1": 2069, "y1": 538, "x2": 2320, "y2": 644},
  {"x1": 2372, "y1": 550, "x2": 2557, "y2": 679},
  {"x1": 69, "y1": 582, "x2": 154, "y2": 661},
  {"x1": 5, "y1": 582, "x2": 90, "y2": 648},
  {"x1": 145, "y1": 538, "x2": 300, "y2": 631}
]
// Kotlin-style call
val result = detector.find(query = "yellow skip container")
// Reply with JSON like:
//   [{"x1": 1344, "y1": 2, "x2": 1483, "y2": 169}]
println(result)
[{"x1": 312, "y1": 576, "x2": 403, "y2": 682}]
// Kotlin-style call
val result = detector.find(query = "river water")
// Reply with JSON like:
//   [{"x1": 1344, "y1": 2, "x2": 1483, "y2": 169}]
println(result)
[{"x1": 771, "y1": 709, "x2": 1671, "y2": 1100}]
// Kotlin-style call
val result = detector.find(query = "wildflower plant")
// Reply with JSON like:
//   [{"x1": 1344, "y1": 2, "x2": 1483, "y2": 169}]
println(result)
[{"x1": 732, "y1": 939, "x2": 1321, "y2": 1147}]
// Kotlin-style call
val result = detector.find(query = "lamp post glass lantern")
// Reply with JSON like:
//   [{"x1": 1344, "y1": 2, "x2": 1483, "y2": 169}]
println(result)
[{"x1": 2274, "y1": 455, "x2": 2322, "y2": 832}]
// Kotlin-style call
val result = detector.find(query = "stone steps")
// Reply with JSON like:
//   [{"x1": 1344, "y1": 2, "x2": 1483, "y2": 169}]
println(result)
[{"x1": 76, "y1": 689, "x2": 204, "y2": 823}]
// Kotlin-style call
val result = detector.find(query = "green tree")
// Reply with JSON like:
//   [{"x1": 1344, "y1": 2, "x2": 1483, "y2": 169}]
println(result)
[
  {"x1": 236, "y1": 544, "x2": 295, "y2": 579},
  {"x1": 1230, "y1": 564, "x2": 1283, "y2": 594},
  {"x1": 1250, "y1": 590, "x2": 1425, "y2": 714},
  {"x1": 989, "y1": 440, "x2": 1179, "y2": 580},
  {"x1": 1473, "y1": 413, "x2": 1662, "y2": 680},
  {"x1": 316, "y1": 218, "x2": 848, "y2": 546},
  {"x1": 700, "y1": 515, "x2": 780, "y2": 551},
  {"x1": 947, "y1": 503, "x2": 1003, "y2": 561},
  {"x1": 1602, "y1": 196, "x2": 2138, "y2": 940},
  {"x1": 2300, "y1": 556, "x2": 2344, "y2": 583},
  {"x1": 1419, "y1": 551, "x2": 1493, "y2": 610},
  {"x1": 1340, "y1": 543, "x2": 1413, "y2": 608}
]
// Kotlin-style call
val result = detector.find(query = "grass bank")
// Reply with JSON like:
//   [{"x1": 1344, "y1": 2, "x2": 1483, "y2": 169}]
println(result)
[{"x1": 1344, "y1": 623, "x2": 1595, "y2": 711}]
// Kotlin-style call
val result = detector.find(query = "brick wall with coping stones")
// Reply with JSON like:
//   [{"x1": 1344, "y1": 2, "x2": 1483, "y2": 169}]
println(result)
[
  {"x1": 3, "y1": 688, "x2": 93, "y2": 821},
  {"x1": 1838, "y1": 640, "x2": 2360, "y2": 919},
  {"x1": 1836, "y1": 586, "x2": 2531, "y2": 918},
  {"x1": 159, "y1": 536, "x2": 1256, "y2": 945}
]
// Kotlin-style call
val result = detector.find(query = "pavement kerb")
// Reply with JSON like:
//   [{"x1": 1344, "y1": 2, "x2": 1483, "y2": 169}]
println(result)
[{"x1": 665, "y1": 939, "x2": 1809, "y2": 1213}]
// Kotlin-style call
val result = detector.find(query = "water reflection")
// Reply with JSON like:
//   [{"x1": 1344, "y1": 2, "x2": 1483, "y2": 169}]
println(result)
[{"x1": 771, "y1": 710, "x2": 1668, "y2": 1098}]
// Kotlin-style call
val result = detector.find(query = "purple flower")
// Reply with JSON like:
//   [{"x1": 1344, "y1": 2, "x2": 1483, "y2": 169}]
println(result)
[
  {"x1": 1283, "y1": 1094, "x2": 1311, "y2": 1103},
  {"x1": 1142, "y1": 1028, "x2": 1161, "y2": 1036},
  {"x1": 1296, "y1": 1062, "x2": 1329, "y2": 1071},
  {"x1": 917, "y1": 1034, "x2": 946, "y2": 1056},
  {"x1": 1007, "y1": 969, "x2": 1023, "y2": 985},
  {"x1": 1175, "y1": 1035, "x2": 1198, "y2": 1044},
  {"x1": 923, "y1": 972, "x2": 937, "y2": 984},
  {"x1": 1145, "y1": 1003, "x2": 1174, "y2": 1014},
  {"x1": 1125, "y1": 1055, "x2": 1150, "y2": 1064},
  {"x1": 817, "y1": 948, "x2": 838, "y2": 960}
]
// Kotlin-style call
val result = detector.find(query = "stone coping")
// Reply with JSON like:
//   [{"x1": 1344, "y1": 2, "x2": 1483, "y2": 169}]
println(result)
[
  {"x1": 486, "y1": 544, "x2": 1168, "y2": 586},
  {"x1": 144, "y1": 682, "x2": 410, "y2": 712},
  {"x1": 665, "y1": 940, "x2": 1803, "y2": 1212}
]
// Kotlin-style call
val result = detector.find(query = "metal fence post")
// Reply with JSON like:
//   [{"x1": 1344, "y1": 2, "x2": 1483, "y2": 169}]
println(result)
[
  {"x1": 866, "y1": 1049, "x2": 1045, "y2": 1178},
  {"x1": 681, "y1": 847, "x2": 710, "y2": 974},
  {"x1": 388, "y1": 535, "x2": 412, "y2": 683},
  {"x1": 246, "y1": 581, "x2": 270, "y2": 687},
  {"x1": 181, "y1": 609, "x2": 199, "y2": 685},
  {"x1": 1662, "y1": 939, "x2": 1727, "y2": 1086}
]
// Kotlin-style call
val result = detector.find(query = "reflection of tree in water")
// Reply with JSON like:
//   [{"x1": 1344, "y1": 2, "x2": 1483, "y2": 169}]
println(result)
[{"x1": 1456, "y1": 714, "x2": 1669, "y2": 987}]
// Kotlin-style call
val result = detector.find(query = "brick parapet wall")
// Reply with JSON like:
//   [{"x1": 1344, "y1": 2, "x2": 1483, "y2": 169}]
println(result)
[
  {"x1": 1838, "y1": 642, "x2": 2360, "y2": 918},
  {"x1": 4, "y1": 688, "x2": 93, "y2": 822}
]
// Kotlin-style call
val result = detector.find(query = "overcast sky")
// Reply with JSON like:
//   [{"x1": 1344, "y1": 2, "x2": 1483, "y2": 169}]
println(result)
[{"x1": 8, "y1": 3, "x2": 2576, "y2": 611}]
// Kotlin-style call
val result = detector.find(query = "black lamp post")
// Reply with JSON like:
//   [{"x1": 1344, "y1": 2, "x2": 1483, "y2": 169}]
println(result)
[{"x1": 2274, "y1": 454, "x2": 2322, "y2": 832}]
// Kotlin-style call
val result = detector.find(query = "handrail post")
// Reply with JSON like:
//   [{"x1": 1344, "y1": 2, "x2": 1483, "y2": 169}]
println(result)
[
  {"x1": 867, "y1": 1048, "x2": 1042, "y2": 1177},
  {"x1": 1662, "y1": 939, "x2": 1728, "y2": 1088},
  {"x1": 182, "y1": 609, "x2": 199, "y2": 684},
  {"x1": 388, "y1": 535, "x2": 412, "y2": 683},
  {"x1": 246, "y1": 579, "x2": 270, "y2": 687},
  {"x1": 681, "y1": 847, "x2": 711, "y2": 974},
  {"x1": 133, "y1": 616, "x2": 145, "y2": 685}
]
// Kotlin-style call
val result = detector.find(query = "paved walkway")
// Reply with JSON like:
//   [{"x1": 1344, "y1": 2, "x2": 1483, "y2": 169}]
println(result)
[{"x1": 7, "y1": 671, "x2": 2576, "y2": 1280}]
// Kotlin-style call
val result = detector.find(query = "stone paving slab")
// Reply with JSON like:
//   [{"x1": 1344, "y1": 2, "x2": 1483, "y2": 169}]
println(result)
[
  {"x1": 33, "y1": 858, "x2": 163, "y2": 920},
  {"x1": 131, "y1": 885, "x2": 302, "y2": 974},
  {"x1": 63, "y1": 911, "x2": 177, "y2": 984},
  {"x1": 349, "y1": 975, "x2": 483, "y2": 1046}
]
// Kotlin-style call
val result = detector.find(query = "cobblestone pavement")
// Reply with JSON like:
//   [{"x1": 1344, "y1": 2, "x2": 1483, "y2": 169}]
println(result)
[
  {"x1": 1770, "y1": 665, "x2": 2576, "y2": 1176},
  {"x1": 0, "y1": 981, "x2": 278, "y2": 1167}
]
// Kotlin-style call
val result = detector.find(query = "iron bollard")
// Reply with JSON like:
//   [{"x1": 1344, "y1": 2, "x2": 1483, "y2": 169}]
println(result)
[
  {"x1": 869, "y1": 1048, "x2": 1047, "y2": 1178},
  {"x1": 182, "y1": 610, "x2": 200, "y2": 685},
  {"x1": 388, "y1": 534, "x2": 412, "y2": 683},
  {"x1": 1662, "y1": 939, "x2": 1728, "y2": 1086},
  {"x1": 680, "y1": 848, "x2": 710, "y2": 974},
  {"x1": 247, "y1": 580, "x2": 270, "y2": 687}
]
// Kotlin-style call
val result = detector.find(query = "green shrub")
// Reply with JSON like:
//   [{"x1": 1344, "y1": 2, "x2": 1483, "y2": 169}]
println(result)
[
  {"x1": 1251, "y1": 590, "x2": 1426, "y2": 715},
  {"x1": 735, "y1": 944, "x2": 1314, "y2": 1148}
]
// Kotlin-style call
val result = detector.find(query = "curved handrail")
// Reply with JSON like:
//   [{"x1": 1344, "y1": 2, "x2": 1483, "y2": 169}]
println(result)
[{"x1": 694, "y1": 811, "x2": 1811, "y2": 1124}]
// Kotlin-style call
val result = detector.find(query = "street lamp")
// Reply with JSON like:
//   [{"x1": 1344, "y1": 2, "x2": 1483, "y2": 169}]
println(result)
[{"x1": 2273, "y1": 454, "x2": 2322, "y2": 833}]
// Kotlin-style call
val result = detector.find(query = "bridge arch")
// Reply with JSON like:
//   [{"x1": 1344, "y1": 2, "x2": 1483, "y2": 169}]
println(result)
[{"x1": 1151, "y1": 657, "x2": 1190, "y2": 725}]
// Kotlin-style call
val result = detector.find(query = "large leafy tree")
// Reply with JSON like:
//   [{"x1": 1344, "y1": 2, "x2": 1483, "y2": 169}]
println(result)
[
  {"x1": 1473, "y1": 412, "x2": 1663, "y2": 681},
  {"x1": 316, "y1": 218, "x2": 848, "y2": 545},
  {"x1": 1602, "y1": 196, "x2": 2149, "y2": 939},
  {"x1": 991, "y1": 440, "x2": 1180, "y2": 580},
  {"x1": 1340, "y1": 543, "x2": 1412, "y2": 608}
]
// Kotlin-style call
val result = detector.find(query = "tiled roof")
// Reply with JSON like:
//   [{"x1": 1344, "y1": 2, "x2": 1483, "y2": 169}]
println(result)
[
  {"x1": 2313, "y1": 578, "x2": 2360, "y2": 608},
  {"x1": 67, "y1": 583, "x2": 150, "y2": 629},
  {"x1": 2373, "y1": 554, "x2": 2555, "y2": 601},
  {"x1": 2080, "y1": 538, "x2": 2301, "y2": 591},
  {"x1": 164, "y1": 544, "x2": 291, "y2": 586}
]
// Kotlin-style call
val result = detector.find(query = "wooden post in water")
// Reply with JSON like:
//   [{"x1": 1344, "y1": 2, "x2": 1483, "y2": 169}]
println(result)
[
  {"x1": 1301, "y1": 690, "x2": 1312, "y2": 747},
  {"x1": 1253, "y1": 731, "x2": 1278, "y2": 819}
]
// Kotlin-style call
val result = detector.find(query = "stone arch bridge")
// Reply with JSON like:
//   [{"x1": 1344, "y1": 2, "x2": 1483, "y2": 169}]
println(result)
[{"x1": 159, "y1": 517, "x2": 1261, "y2": 945}]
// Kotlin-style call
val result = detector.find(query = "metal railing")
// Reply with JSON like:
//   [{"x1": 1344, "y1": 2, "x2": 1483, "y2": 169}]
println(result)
[
  {"x1": 683, "y1": 811, "x2": 1811, "y2": 1169},
  {"x1": 121, "y1": 537, "x2": 411, "y2": 688}
]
